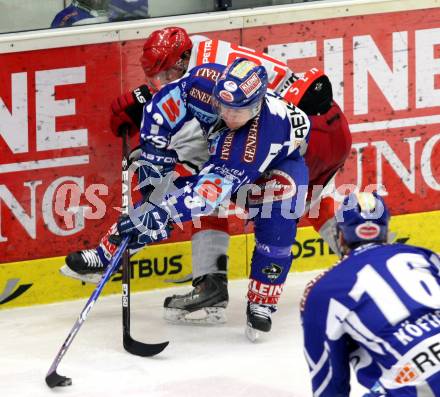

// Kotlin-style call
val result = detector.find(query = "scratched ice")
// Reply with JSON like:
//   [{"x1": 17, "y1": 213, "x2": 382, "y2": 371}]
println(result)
[{"x1": 0, "y1": 272, "x2": 368, "y2": 397}]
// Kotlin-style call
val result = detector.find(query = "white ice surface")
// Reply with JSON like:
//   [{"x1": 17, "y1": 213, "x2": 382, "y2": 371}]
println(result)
[{"x1": 0, "y1": 272, "x2": 368, "y2": 397}]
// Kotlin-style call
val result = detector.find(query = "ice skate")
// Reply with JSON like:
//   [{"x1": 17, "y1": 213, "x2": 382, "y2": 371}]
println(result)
[
  {"x1": 60, "y1": 249, "x2": 108, "y2": 284},
  {"x1": 245, "y1": 301, "x2": 276, "y2": 342},
  {"x1": 163, "y1": 271, "x2": 228, "y2": 325}
]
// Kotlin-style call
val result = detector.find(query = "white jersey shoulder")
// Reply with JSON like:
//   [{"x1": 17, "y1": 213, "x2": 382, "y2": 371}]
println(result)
[
  {"x1": 189, "y1": 35, "x2": 209, "y2": 46},
  {"x1": 188, "y1": 39, "x2": 295, "y2": 93},
  {"x1": 264, "y1": 92, "x2": 309, "y2": 155}
]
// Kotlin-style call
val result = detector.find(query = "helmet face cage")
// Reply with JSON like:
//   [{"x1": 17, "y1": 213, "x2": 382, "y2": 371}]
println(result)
[
  {"x1": 212, "y1": 58, "x2": 268, "y2": 127},
  {"x1": 140, "y1": 27, "x2": 192, "y2": 78},
  {"x1": 336, "y1": 192, "x2": 390, "y2": 248},
  {"x1": 144, "y1": 60, "x2": 187, "y2": 92}
]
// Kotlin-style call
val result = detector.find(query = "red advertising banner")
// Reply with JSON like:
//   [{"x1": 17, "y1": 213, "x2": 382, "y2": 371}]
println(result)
[
  {"x1": 0, "y1": 31, "x2": 245, "y2": 264},
  {"x1": 0, "y1": 43, "x2": 123, "y2": 263},
  {"x1": 1, "y1": 9, "x2": 440, "y2": 264},
  {"x1": 243, "y1": 8, "x2": 440, "y2": 216}
]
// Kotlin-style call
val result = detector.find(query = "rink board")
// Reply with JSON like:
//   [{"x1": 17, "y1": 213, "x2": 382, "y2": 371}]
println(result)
[
  {"x1": 1, "y1": 209, "x2": 439, "y2": 309},
  {"x1": 2, "y1": 5, "x2": 440, "y2": 264}
]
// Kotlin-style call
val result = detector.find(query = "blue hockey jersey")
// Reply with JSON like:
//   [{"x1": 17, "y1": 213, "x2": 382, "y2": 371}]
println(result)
[
  {"x1": 301, "y1": 243, "x2": 440, "y2": 396},
  {"x1": 108, "y1": 0, "x2": 148, "y2": 21},
  {"x1": 139, "y1": 63, "x2": 311, "y2": 222},
  {"x1": 51, "y1": 1, "x2": 107, "y2": 28}
]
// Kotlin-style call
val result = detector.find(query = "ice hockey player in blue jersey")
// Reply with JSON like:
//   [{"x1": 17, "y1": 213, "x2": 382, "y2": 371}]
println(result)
[
  {"x1": 50, "y1": 0, "x2": 108, "y2": 28},
  {"x1": 138, "y1": 58, "x2": 309, "y2": 337},
  {"x1": 108, "y1": 0, "x2": 148, "y2": 21},
  {"x1": 51, "y1": 0, "x2": 147, "y2": 27},
  {"x1": 65, "y1": 58, "x2": 310, "y2": 337},
  {"x1": 301, "y1": 191, "x2": 440, "y2": 396}
]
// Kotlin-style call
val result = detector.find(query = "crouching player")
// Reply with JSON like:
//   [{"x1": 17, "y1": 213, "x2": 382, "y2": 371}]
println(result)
[{"x1": 301, "y1": 192, "x2": 440, "y2": 396}]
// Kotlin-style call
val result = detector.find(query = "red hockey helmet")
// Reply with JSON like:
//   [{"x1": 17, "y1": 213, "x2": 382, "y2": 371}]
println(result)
[{"x1": 140, "y1": 27, "x2": 193, "y2": 77}]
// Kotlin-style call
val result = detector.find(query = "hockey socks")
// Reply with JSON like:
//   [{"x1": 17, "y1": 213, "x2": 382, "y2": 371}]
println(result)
[
  {"x1": 191, "y1": 227, "x2": 230, "y2": 279},
  {"x1": 245, "y1": 243, "x2": 293, "y2": 341}
]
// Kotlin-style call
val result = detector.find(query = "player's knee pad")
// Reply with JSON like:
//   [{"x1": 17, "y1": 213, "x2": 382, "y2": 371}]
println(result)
[
  {"x1": 247, "y1": 242, "x2": 293, "y2": 305},
  {"x1": 246, "y1": 168, "x2": 300, "y2": 214},
  {"x1": 246, "y1": 160, "x2": 308, "y2": 222}
]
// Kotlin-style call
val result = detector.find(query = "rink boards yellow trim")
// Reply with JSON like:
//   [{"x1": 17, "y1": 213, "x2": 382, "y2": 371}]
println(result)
[{"x1": 1, "y1": 210, "x2": 439, "y2": 309}]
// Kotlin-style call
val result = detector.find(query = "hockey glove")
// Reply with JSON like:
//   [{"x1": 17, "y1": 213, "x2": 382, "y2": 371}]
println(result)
[
  {"x1": 131, "y1": 141, "x2": 178, "y2": 197},
  {"x1": 117, "y1": 202, "x2": 172, "y2": 249},
  {"x1": 110, "y1": 85, "x2": 152, "y2": 137}
]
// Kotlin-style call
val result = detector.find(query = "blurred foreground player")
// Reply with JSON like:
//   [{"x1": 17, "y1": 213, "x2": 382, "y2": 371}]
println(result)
[{"x1": 301, "y1": 192, "x2": 440, "y2": 396}]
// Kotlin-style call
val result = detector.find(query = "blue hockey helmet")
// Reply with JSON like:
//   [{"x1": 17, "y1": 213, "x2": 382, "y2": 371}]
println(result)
[
  {"x1": 336, "y1": 192, "x2": 390, "y2": 248},
  {"x1": 212, "y1": 58, "x2": 268, "y2": 129}
]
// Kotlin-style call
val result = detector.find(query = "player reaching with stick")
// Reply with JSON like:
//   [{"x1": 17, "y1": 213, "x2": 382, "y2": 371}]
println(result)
[{"x1": 61, "y1": 27, "x2": 351, "y2": 327}]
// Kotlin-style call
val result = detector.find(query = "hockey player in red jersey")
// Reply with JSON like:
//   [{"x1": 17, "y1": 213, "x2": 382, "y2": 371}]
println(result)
[
  {"x1": 61, "y1": 27, "x2": 352, "y2": 326},
  {"x1": 281, "y1": 67, "x2": 352, "y2": 256}
]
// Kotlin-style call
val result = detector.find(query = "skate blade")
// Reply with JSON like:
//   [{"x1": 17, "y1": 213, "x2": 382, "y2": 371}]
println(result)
[
  {"x1": 245, "y1": 324, "x2": 259, "y2": 343},
  {"x1": 164, "y1": 306, "x2": 227, "y2": 325},
  {"x1": 59, "y1": 265, "x2": 102, "y2": 284}
]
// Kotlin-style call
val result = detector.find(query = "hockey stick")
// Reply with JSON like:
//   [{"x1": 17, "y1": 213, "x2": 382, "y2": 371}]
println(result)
[
  {"x1": 121, "y1": 127, "x2": 169, "y2": 356},
  {"x1": 45, "y1": 237, "x2": 130, "y2": 388}
]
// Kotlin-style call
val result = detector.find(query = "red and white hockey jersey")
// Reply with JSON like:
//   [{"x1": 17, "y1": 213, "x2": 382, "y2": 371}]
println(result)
[{"x1": 188, "y1": 39, "x2": 295, "y2": 93}]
